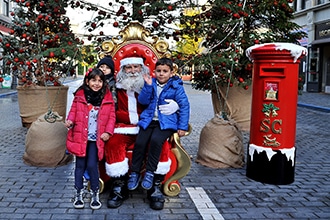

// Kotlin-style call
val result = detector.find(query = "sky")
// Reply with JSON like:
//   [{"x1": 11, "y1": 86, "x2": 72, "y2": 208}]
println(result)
[{"x1": 66, "y1": 1, "x2": 120, "y2": 39}]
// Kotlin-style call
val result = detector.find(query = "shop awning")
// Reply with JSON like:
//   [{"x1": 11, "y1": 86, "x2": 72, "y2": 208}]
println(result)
[
  {"x1": 311, "y1": 38, "x2": 330, "y2": 45},
  {"x1": 0, "y1": 25, "x2": 11, "y2": 35}
]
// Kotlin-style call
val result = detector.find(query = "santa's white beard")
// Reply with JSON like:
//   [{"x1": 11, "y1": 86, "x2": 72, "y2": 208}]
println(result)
[{"x1": 117, "y1": 72, "x2": 144, "y2": 93}]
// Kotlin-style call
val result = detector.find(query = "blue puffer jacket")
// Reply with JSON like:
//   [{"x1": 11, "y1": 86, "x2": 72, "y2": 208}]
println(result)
[{"x1": 138, "y1": 75, "x2": 190, "y2": 131}]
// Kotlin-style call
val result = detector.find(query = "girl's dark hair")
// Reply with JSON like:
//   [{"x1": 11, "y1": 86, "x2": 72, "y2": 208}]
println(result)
[
  {"x1": 75, "y1": 68, "x2": 107, "y2": 106},
  {"x1": 156, "y1": 57, "x2": 173, "y2": 70}
]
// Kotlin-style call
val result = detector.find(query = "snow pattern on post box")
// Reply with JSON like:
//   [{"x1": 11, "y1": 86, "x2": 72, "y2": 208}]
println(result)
[{"x1": 246, "y1": 42, "x2": 308, "y2": 63}]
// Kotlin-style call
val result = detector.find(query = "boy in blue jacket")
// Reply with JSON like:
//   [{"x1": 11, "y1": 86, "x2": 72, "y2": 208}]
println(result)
[{"x1": 127, "y1": 57, "x2": 190, "y2": 197}]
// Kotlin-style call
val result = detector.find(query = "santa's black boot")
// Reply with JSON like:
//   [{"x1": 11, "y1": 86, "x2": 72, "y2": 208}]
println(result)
[
  {"x1": 107, "y1": 175, "x2": 129, "y2": 208},
  {"x1": 147, "y1": 174, "x2": 165, "y2": 210}
]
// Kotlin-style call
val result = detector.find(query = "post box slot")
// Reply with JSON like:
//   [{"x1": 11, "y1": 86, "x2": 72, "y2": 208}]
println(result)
[{"x1": 260, "y1": 67, "x2": 285, "y2": 77}]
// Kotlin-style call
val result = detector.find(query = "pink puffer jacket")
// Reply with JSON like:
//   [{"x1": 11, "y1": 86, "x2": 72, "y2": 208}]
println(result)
[{"x1": 66, "y1": 89, "x2": 116, "y2": 161}]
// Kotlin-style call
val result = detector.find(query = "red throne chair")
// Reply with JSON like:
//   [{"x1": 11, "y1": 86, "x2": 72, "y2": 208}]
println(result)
[{"x1": 98, "y1": 21, "x2": 191, "y2": 197}]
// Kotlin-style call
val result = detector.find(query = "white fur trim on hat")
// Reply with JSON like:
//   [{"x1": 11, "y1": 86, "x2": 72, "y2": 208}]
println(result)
[{"x1": 120, "y1": 57, "x2": 144, "y2": 67}]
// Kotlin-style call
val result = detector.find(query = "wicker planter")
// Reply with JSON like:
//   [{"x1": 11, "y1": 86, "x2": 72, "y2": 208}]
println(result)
[{"x1": 17, "y1": 85, "x2": 68, "y2": 128}]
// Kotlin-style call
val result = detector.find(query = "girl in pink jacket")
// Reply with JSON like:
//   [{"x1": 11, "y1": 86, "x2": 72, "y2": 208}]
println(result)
[{"x1": 65, "y1": 68, "x2": 116, "y2": 210}]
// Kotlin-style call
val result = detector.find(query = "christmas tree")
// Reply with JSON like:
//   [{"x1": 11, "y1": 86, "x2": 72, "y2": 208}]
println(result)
[
  {"x1": 69, "y1": 0, "x2": 305, "y2": 91},
  {"x1": 0, "y1": 0, "x2": 83, "y2": 86}
]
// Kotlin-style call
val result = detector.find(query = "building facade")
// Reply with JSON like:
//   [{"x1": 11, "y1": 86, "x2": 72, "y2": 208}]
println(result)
[
  {"x1": 0, "y1": 0, "x2": 12, "y2": 34},
  {"x1": 0, "y1": 0, "x2": 13, "y2": 88},
  {"x1": 292, "y1": 0, "x2": 330, "y2": 93}
]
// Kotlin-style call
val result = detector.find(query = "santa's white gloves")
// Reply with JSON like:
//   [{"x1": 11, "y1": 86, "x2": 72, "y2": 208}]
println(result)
[{"x1": 159, "y1": 99, "x2": 179, "y2": 115}]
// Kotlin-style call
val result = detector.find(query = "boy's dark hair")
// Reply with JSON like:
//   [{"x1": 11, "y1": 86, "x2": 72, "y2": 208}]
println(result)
[{"x1": 156, "y1": 57, "x2": 173, "y2": 70}]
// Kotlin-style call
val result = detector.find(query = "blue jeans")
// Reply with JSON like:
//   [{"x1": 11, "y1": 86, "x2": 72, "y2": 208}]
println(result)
[{"x1": 74, "y1": 141, "x2": 99, "y2": 191}]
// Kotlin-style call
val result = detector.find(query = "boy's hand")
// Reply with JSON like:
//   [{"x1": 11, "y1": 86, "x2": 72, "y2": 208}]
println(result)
[
  {"x1": 142, "y1": 74, "x2": 152, "y2": 85},
  {"x1": 177, "y1": 130, "x2": 186, "y2": 137}
]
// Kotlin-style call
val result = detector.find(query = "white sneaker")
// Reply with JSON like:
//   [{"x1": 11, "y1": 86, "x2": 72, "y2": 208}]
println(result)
[
  {"x1": 90, "y1": 190, "x2": 102, "y2": 210},
  {"x1": 73, "y1": 190, "x2": 84, "y2": 209}
]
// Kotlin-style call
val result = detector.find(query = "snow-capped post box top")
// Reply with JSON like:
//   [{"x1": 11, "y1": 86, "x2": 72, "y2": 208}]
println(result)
[{"x1": 246, "y1": 42, "x2": 308, "y2": 63}]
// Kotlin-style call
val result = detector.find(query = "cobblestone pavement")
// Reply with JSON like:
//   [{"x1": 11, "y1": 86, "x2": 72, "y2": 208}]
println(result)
[{"x1": 0, "y1": 81, "x2": 329, "y2": 219}]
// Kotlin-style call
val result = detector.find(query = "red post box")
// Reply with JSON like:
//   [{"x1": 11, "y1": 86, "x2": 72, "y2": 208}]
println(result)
[{"x1": 245, "y1": 43, "x2": 307, "y2": 185}]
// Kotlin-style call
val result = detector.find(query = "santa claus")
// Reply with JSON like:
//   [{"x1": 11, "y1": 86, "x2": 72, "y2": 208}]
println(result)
[{"x1": 104, "y1": 57, "x2": 179, "y2": 210}]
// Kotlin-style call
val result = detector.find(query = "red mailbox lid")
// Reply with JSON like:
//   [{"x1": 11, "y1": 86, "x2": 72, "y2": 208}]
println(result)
[{"x1": 246, "y1": 43, "x2": 308, "y2": 63}]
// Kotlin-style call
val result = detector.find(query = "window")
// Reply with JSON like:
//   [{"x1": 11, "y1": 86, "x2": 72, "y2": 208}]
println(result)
[
  {"x1": 293, "y1": 0, "x2": 297, "y2": 11},
  {"x1": 301, "y1": 0, "x2": 306, "y2": 10},
  {"x1": 2, "y1": 0, "x2": 10, "y2": 16},
  {"x1": 293, "y1": 0, "x2": 307, "y2": 12}
]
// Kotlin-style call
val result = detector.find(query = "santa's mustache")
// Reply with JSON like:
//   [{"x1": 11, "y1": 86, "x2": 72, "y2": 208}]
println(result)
[{"x1": 126, "y1": 72, "x2": 141, "y2": 77}]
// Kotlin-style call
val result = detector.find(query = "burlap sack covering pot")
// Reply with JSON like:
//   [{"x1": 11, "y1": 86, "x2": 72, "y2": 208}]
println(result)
[
  {"x1": 23, "y1": 112, "x2": 73, "y2": 167},
  {"x1": 212, "y1": 85, "x2": 252, "y2": 131},
  {"x1": 196, "y1": 115, "x2": 245, "y2": 168}
]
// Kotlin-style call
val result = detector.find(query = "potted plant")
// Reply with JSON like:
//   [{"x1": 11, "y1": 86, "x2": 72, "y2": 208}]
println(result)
[
  {"x1": 173, "y1": 1, "x2": 306, "y2": 131},
  {"x1": 0, "y1": 0, "x2": 83, "y2": 127}
]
